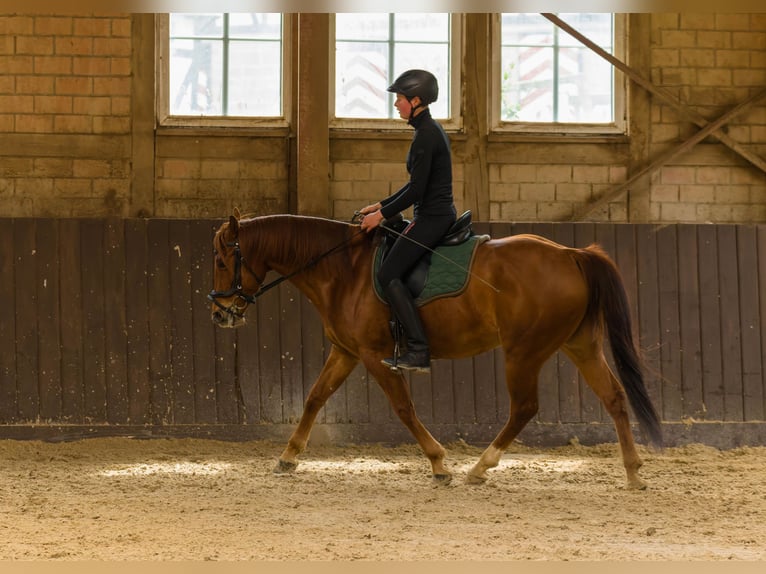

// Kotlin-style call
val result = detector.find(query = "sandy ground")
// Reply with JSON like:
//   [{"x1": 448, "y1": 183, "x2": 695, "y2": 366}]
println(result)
[{"x1": 0, "y1": 436, "x2": 765, "y2": 561}]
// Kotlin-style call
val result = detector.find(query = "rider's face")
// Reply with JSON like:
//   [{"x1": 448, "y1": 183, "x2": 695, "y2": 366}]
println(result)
[{"x1": 394, "y1": 93, "x2": 420, "y2": 119}]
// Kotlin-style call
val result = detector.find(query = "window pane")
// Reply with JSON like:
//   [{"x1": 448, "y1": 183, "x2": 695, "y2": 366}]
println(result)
[
  {"x1": 170, "y1": 14, "x2": 222, "y2": 38},
  {"x1": 394, "y1": 13, "x2": 448, "y2": 42},
  {"x1": 557, "y1": 13, "x2": 612, "y2": 47},
  {"x1": 335, "y1": 13, "x2": 451, "y2": 120},
  {"x1": 228, "y1": 40, "x2": 281, "y2": 116},
  {"x1": 336, "y1": 13, "x2": 390, "y2": 41},
  {"x1": 169, "y1": 13, "x2": 282, "y2": 118},
  {"x1": 394, "y1": 43, "x2": 449, "y2": 119},
  {"x1": 169, "y1": 38, "x2": 223, "y2": 115},
  {"x1": 502, "y1": 13, "x2": 552, "y2": 46},
  {"x1": 229, "y1": 13, "x2": 281, "y2": 39},
  {"x1": 336, "y1": 42, "x2": 389, "y2": 118},
  {"x1": 556, "y1": 47, "x2": 613, "y2": 122},
  {"x1": 501, "y1": 12, "x2": 614, "y2": 124},
  {"x1": 502, "y1": 45, "x2": 554, "y2": 122}
]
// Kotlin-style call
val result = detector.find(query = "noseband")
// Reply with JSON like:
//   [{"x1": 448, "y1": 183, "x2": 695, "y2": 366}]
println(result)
[{"x1": 207, "y1": 241, "x2": 264, "y2": 319}]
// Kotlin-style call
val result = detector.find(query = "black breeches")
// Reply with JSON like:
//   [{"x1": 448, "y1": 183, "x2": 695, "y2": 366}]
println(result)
[{"x1": 377, "y1": 215, "x2": 455, "y2": 288}]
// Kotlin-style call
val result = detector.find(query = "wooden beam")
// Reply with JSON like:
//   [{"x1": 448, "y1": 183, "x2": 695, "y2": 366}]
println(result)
[
  {"x1": 296, "y1": 14, "x2": 330, "y2": 217},
  {"x1": 462, "y1": 14, "x2": 490, "y2": 221},
  {"x1": 573, "y1": 88, "x2": 766, "y2": 221},
  {"x1": 541, "y1": 13, "x2": 766, "y2": 177},
  {"x1": 130, "y1": 14, "x2": 156, "y2": 217}
]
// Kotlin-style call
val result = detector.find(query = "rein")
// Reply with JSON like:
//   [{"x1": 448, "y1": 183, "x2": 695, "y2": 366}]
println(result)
[{"x1": 208, "y1": 226, "x2": 365, "y2": 317}]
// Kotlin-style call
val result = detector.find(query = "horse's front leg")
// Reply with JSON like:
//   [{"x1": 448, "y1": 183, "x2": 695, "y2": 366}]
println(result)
[
  {"x1": 363, "y1": 356, "x2": 451, "y2": 485},
  {"x1": 275, "y1": 345, "x2": 358, "y2": 474}
]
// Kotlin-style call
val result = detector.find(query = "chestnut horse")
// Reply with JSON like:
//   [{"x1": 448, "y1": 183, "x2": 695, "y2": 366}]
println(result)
[{"x1": 209, "y1": 212, "x2": 662, "y2": 489}]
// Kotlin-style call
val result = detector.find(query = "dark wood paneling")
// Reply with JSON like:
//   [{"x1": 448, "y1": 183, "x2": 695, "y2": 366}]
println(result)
[
  {"x1": 738, "y1": 226, "x2": 764, "y2": 421},
  {"x1": 146, "y1": 219, "x2": 173, "y2": 424},
  {"x1": 698, "y1": 224, "x2": 725, "y2": 420},
  {"x1": 189, "y1": 220, "x2": 219, "y2": 424},
  {"x1": 125, "y1": 219, "x2": 151, "y2": 424},
  {"x1": 718, "y1": 225, "x2": 745, "y2": 421},
  {"x1": 635, "y1": 224, "x2": 664, "y2": 419},
  {"x1": 14, "y1": 220, "x2": 38, "y2": 421},
  {"x1": 0, "y1": 221, "x2": 17, "y2": 421},
  {"x1": 168, "y1": 220, "x2": 195, "y2": 424},
  {"x1": 36, "y1": 219, "x2": 61, "y2": 421},
  {"x1": 2, "y1": 219, "x2": 766, "y2": 447},
  {"x1": 104, "y1": 218, "x2": 129, "y2": 424},
  {"x1": 677, "y1": 225, "x2": 704, "y2": 419},
  {"x1": 656, "y1": 224, "x2": 683, "y2": 421}
]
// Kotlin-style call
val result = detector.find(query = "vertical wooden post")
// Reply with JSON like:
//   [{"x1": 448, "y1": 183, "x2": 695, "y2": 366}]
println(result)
[
  {"x1": 462, "y1": 14, "x2": 490, "y2": 221},
  {"x1": 627, "y1": 14, "x2": 652, "y2": 222},
  {"x1": 296, "y1": 14, "x2": 330, "y2": 217},
  {"x1": 130, "y1": 14, "x2": 156, "y2": 217}
]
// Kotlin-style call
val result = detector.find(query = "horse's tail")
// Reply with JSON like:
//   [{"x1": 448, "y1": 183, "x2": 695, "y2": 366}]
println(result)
[{"x1": 573, "y1": 244, "x2": 664, "y2": 449}]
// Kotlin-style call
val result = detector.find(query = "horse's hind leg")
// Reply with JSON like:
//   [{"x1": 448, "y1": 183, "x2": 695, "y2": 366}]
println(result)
[
  {"x1": 466, "y1": 356, "x2": 542, "y2": 485},
  {"x1": 563, "y1": 339, "x2": 647, "y2": 489},
  {"x1": 275, "y1": 345, "x2": 358, "y2": 474},
  {"x1": 363, "y1": 356, "x2": 451, "y2": 484}
]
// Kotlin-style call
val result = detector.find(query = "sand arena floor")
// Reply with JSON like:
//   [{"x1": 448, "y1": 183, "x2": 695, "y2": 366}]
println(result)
[{"x1": 0, "y1": 437, "x2": 765, "y2": 561}]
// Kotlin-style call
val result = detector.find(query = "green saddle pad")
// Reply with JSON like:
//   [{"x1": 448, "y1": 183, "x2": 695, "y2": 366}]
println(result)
[{"x1": 373, "y1": 234, "x2": 489, "y2": 307}]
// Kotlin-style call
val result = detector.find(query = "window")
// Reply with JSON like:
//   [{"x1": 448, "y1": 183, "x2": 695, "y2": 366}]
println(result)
[
  {"x1": 495, "y1": 13, "x2": 626, "y2": 133},
  {"x1": 158, "y1": 13, "x2": 289, "y2": 127},
  {"x1": 332, "y1": 13, "x2": 461, "y2": 128}
]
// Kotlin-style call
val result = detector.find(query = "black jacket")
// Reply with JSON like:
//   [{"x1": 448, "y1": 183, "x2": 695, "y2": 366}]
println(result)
[{"x1": 380, "y1": 109, "x2": 455, "y2": 220}]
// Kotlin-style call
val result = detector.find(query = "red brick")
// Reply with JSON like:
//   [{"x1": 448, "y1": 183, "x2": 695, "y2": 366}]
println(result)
[
  {"x1": 14, "y1": 114, "x2": 53, "y2": 133},
  {"x1": 93, "y1": 37, "x2": 131, "y2": 57},
  {"x1": 73, "y1": 17, "x2": 112, "y2": 37},
  {"x1": 34, "y1": 95, "x2": 73, "y2": 114},
  {"x1": 0, "y1": 55, "x2": 34, "y2": 74},
  {"x1": 16, "y1": 76, "x2": 54, "y2": 94},
  {"x1": 34, "y1": 16, "x2": 73, "y2": 36},
  {"x1": 55, "y1": 77, "x2": 93, "y2": 95},
  {"x1": 16, "y1": 36, "x2": 54, "y2": 56},
  {"x1": 55, "y1": 37, "x2": 94, "y2": 56},
  {"x1": 73, "y1": 56, "x2": 111, "y2": 76},
  {"x1": 34, "y1": 56, "x2": 73, "y2": 75}
]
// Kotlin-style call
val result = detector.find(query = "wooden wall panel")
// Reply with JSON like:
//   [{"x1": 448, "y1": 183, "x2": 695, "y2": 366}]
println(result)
[{"x1": 0, "y1": 218, "x2": 765, "y2": 447}]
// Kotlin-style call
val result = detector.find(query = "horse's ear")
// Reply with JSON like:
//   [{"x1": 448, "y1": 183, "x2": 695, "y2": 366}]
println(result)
[
  {"x1": 233, "y1": 206, "x2": 242, "y2": 220},
  {"x1": 228, "y1": 215, "x2": 239, "y2": 239}
]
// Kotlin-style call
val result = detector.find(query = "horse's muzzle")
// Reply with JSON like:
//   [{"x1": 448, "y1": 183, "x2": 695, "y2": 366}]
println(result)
[{"x1": 211, "y1": 309, "x2": 246, "y2": 329}]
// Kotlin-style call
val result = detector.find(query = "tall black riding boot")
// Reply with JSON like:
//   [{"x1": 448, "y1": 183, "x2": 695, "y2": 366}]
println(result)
[{"x1": 382, "y1": 278, "x2": 431, "y2": 372}]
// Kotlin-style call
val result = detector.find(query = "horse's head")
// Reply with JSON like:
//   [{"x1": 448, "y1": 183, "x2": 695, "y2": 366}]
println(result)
[{"x1": 208, "y1": 212, "x2": 264, "y2": 328}]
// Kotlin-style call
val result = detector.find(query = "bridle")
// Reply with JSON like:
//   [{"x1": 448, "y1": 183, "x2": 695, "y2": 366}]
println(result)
[
  {"x1": 207, "y1": 240, "x2": 266, "y2": 319},
  {"x1": 208, "y1": 228, "x2": 365, "y2": 320}
]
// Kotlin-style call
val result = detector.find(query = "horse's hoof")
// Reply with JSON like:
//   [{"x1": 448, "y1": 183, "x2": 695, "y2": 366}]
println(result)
[
  {"x1": 626, "y1": 478, "x2": 648, "y2": 490},
  {"x1": 273, "y1": 459, "x2": 298, "y2": 475},
  {"x1": 465, "y1": 473, "x2": 488, "y2": 485},
  {"x1": 432, "y1": 473, "x2": 452, "y2": 486}
]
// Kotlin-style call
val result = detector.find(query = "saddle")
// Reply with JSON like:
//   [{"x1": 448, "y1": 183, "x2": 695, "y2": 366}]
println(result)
[{"x1": 373, "y1": 210, "x2": 489, "y2": 306}]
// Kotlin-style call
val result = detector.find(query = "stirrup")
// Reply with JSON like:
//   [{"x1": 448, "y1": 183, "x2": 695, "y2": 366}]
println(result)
[{"x1": 382, "y1": 351, "x2": 431, "y2": 373}]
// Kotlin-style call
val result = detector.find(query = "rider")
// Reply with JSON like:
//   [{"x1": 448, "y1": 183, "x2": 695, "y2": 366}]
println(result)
[{"x1": 359, "y1": 69, "x2": 457, "y2": 372}]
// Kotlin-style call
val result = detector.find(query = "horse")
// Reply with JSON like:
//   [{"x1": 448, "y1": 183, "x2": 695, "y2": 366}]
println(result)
[{"x1": 209, "y1": 211, "x2": 663, "y2": 489}]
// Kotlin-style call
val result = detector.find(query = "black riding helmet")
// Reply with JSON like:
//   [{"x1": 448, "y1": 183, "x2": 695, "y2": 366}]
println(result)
[{"x1": 387, "y1": 69, "x2": 439, "y2": 112}]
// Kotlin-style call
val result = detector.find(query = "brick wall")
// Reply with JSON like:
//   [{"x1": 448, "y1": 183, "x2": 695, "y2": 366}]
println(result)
[
  {"x1": 1, "y1": 13, "x2": 764, "y2": 223},
  {"x1": 648, "y1": 13, "x2": 766, "y2": 223},
  {"x1": 0, "y1": 14, "x2": 133, "y2": 216}
]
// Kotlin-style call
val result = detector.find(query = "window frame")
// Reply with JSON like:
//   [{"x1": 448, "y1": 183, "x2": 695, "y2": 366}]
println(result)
[
  {"x1": 156, "y1": 13, "x2": 292, "y2": 130},
  {"x1": 329, "y1": 13, "x2": 463, "y2": 132},
  {"x1": 490, "y1": 13, "x2": 627, "y2": 136}
]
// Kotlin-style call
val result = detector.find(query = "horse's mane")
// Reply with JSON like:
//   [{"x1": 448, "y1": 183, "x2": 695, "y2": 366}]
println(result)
[{"x1": 238, "y1": 214, "x2": 361, "y2": 277}]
